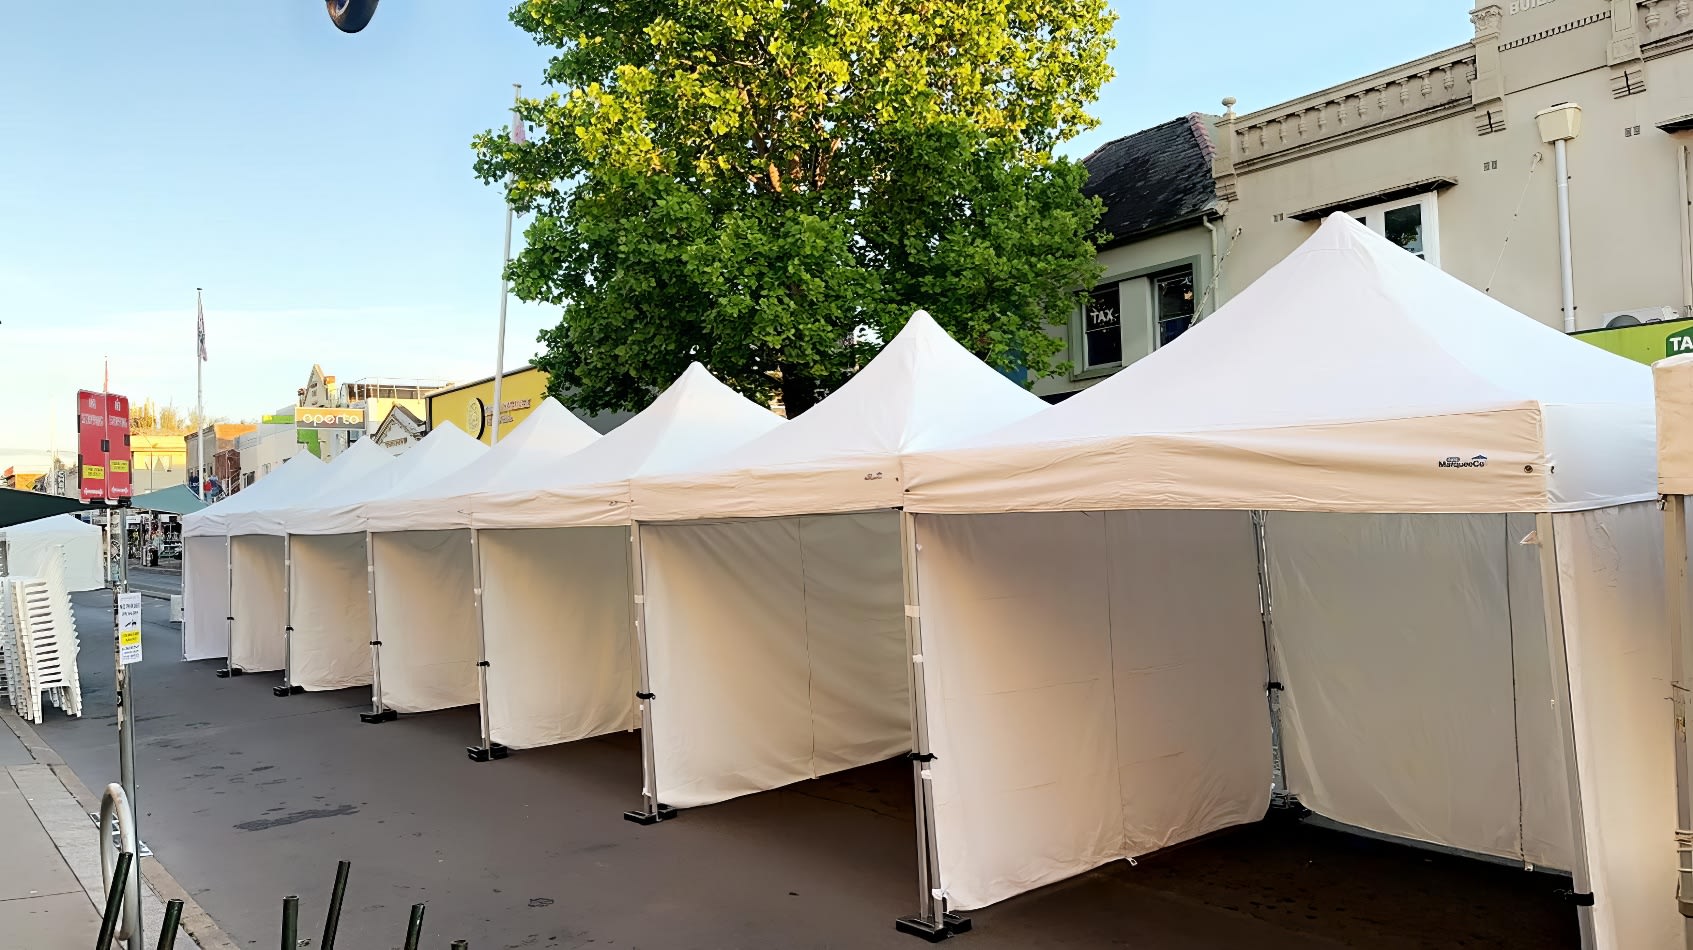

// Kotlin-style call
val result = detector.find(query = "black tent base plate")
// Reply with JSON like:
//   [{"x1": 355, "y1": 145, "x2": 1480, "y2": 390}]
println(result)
[
  {"x1": 894, "y1": 913, "x2": 971, "y2": 942},
  {"x1": 215, "y1": 667, "x2": 244, "y2": 678},
  {"x1": 466, "y1": 744, "x2": 509, "y2": 762},
  {"x1": 359, "y1": 708, "x2": 398, "y2": 724},
  {"x1": 272, "y1": 685, "x2": 304, "y2": 697},
  {"x1": 623, "y1": 804, "x2": 678, "y2": 825}
]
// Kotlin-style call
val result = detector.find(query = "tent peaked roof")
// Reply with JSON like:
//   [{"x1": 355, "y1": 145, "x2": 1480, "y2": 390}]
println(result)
[
  {"x1": 632, "y1": 310, "x2": 1048, "y2": 520},
  {"x1": 905, "y1": 213, "x2": 1656, "y2": 515},
  {"x1": 183, "y1": 451, "x2": 324, "y2": 537},
  {"x1": 285, "y1": 423, "x2": 489, "y2": 535},
  {"x1": 362, "y1": 396, "x2": 602, "y2": 533},
  {"x1": 464, "y1": 362, "x2": 782, "y2": 528},
  {"x1": 129, "y1": 484, "x2": 206, "y2": 516}
]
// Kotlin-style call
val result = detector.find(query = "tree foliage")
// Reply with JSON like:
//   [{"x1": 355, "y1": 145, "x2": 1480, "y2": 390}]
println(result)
[{"x1": 475, "y1": 0, "x2": 1115, "y2": 414}]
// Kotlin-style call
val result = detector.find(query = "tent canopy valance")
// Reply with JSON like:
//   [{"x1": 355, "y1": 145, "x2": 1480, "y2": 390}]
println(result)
[{"x1": 904, "y1": 213, "x2": 1655, "y2": 516}]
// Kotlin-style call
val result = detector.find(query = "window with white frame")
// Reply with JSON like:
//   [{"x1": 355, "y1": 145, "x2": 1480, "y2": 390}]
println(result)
[
  {"x1": 1351, "y1": 193, "x2": 1439, "y2": 266},
  {"x1": 1079, "y1": 262, "x2": 1199, "y2": 373},
  {"x1": 1152, "y1": 267, "x2": 1196, "y2": 347}
]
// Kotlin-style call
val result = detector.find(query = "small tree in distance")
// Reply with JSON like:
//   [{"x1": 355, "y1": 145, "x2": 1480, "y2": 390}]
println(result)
[{"x1": 474, "y1": 0, "x2": 1115, "y2": 416}]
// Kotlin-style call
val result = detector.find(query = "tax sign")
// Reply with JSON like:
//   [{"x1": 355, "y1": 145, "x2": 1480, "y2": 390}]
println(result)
[
  {"x1": 76, "y1": 390, "x2": 132, "y2": 501},
  {"x1": 1669, "y1": 328, "x2": 1693, "y2": 358}
]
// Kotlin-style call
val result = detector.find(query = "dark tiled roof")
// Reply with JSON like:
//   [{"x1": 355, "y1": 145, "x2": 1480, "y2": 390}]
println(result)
[{"x1": 1082, "y1": 114, "x2": 1219, "y2": 250}]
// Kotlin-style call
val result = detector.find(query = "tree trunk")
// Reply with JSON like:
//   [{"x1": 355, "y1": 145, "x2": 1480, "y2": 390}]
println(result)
[{"x1": 779, "y1": 367, "x2": 819, "y2": 418}]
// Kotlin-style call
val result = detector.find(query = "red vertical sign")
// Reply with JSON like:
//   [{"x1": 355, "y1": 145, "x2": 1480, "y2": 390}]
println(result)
[
  {"x1": 76, "y1": 390, "x2": 106, "y2": 500},
  {"x1": 106, "y1": 393, "x2": 132, "y2": 498}
]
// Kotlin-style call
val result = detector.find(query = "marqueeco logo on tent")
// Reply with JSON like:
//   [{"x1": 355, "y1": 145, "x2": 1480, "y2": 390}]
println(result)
[{"x1": 1437, "y1": 455, "x2": 1489, "y2": 469}]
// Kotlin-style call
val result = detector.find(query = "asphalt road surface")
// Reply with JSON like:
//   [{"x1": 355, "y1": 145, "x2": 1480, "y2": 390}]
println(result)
[{"x1": 34, "y1": 592, "x2": 1578, "y2": 949}]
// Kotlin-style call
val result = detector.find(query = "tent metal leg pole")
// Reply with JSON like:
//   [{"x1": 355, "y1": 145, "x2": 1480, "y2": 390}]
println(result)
[
  {"x1": 894, "y1": 511, "x2": 968, "y2": 941},
  {"x1": 1664, "y1": 495, "x2": 1693, "y2": 930},
  {"x1": 623, "y1": 522, "x2": 674, "y2": 825},
  {"x1": 360, "y1": 532, "x2": 394, "y2": 724},
  {"x1": 217, "y1": 536, "x2": 241, "y2": 677},
  {"x1": 1533, "y1": 513, "x2": 1597, "y2": 949},
  {"x1": 467, "y1": 529, "x2": 505, "y2": 761},
  {"x1": 1251, "y1": 511, "x2": 1292, "y2": 808},
  {"x1": 275, "y1": 536, "x2": 301, "y2": 697}
]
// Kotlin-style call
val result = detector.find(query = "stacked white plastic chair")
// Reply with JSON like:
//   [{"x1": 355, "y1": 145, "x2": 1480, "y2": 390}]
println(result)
[{"x1": 0, "y1": 546, "x2": 83, "y2": 723}]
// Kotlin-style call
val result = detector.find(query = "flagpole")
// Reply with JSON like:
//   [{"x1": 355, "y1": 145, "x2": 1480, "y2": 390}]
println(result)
[
  {"x1": 195, "y1": 289, "x2": 205, "y2": 500},
  {"x1": 490, "y1": 82, "x2": 522, "y2": 445}
]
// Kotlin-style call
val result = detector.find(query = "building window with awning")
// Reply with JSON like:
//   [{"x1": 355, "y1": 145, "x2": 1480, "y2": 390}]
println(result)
[{"x1": 1351, "y1": 193, "x2": 1440, "y2": 266}]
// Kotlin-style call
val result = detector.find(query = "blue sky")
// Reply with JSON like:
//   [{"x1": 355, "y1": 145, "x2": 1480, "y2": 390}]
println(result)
[{"x1": 0, "y1": 1, "x2": 1469, "y2": 470}]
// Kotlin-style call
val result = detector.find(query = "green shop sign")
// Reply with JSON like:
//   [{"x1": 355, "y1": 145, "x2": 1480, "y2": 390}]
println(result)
[{"x1": 1573, "y1": 318, "x2": 1693, "y2": 365}]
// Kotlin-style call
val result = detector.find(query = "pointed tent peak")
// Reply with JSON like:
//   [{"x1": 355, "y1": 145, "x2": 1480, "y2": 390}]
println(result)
[
  {"x1": 489, "y1": 396, "x2": 601, "y2": 455},
  {"x1": 395, "y1": 417, "x2": 487, "y2": 470},
  {"x1": 547, "y1": 361, "x2": 783, "y2": 482},
  {"x1": 323, "y1": 435, "x2": 392, "y2": 476},
  {"x1": 757, "y1": 308, "x2": 1044, "y2": 455}
]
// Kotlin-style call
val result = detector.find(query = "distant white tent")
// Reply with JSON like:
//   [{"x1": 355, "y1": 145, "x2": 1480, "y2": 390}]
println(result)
[
  {"x1": 895, "y1": 214, "x2": 1674, "y2": 948},
  {"x1": 360, "y1": 400, "x2": 601, "y2": 720},
  {"x1": 460, "y1": 363, "x2": 782, "y2": 759},
  {"x1": 198, "y1": 442, "x2": 389, "y2": 675},
  {"x1": 0, "y1": 515, "x2": 102, "y2": 592},
  {"x1": 621, "y1": 312, "x2": 1046, "y2": 831},
  {"x1": 278, "y1": 424, "x2": 487, "y2": 695},
  {"x1": 180, "y1": 451, "x2": 324, "y2": 662}
]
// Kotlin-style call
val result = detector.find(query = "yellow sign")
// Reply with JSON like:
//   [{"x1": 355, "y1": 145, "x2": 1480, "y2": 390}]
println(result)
[
  {"x1": 82, "y1": 464, "x2": 104, "y2": 480},
  {"x1": 119, "y1": 628, "x2": 141, "y2": 648},
  {"x1": 426, "y1": 366, "x2": 550, "y2": 445},
  {"x1": 110, "y1": 460, "x2": 129, "y2": 474}
]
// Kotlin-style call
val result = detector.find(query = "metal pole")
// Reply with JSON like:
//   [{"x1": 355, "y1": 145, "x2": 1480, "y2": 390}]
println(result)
[
  {"x1": 1533, "y1": 513, "x2": 1597, "y2": 948},
  {"x1": 360, "y1": 532, "x2": 393, "y2": 723},
  {"x1": 1554, "y1": 138, "x2": 1577, "y2": 332},
  {"x1": 1665, "y1": 496, "x2": 1693, "y2": 929},
  {"x1": 622, "y1": 522, "x2": 672, "y2": 824},
  {"x1": 97, "y1": 851, "x2": 134, "y2": 950},
  {"x1": 114, "y1": 505, "x2": 141, "y2": 950},
  {"x1": 276, "y1": 535, "x2": 295, "y2": 697},
  {"x1": 467, "y1": 528, "x2": 502, "y2": 760},
  {"x1": 489, "y1": 83, "x2": 521, "y2": 447},
  {"x1": 321, "y1": 860, "x2": 351, "y2": 950},
  {"x1": 157, "y1": 897, "x2": 184, "y2": 950},
  {"x1": 402, "y1": 903, "x2": 426, "y2": 950},
  {"x1": 280, "y1": 895, "x2": 299, "y2": 950},
  {"x1": 892, "y1": 510, "x2": 967, "y2": 939},
  {"x1": 218, "y1": 535, "x2": 237, "y2": 677},
  {"x1": 1252, "y1": 511, "x2": 1289, "y2": 804},
  {"x1": 195, "y1": 289, "x2": 205, "y2": 505}
]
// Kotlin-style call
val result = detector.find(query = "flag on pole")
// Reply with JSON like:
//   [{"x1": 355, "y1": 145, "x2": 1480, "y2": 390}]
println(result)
[
  {"x1": 511, "y1": 104, "x2": 525, "y2": 144},
  {"x1": 197, "y1": 295, "x2": 207, "y2": 361}
]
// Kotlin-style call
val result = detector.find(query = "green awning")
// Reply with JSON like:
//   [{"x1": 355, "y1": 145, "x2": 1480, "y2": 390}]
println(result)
[
  {"x1": 0, "y1": 488, "x2": 91, "y2": 529},
  {"x1": 129, "y1": 484, "x2": 207, "y2": 516}
]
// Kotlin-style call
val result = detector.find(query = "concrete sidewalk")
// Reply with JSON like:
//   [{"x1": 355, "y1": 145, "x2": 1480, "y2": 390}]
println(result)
[{"x1": 0, "y1": 710, "x2": 216, "y2": 949}]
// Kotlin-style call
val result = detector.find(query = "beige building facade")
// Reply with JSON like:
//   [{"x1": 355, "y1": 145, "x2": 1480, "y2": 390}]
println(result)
[{"x1": 1214, "y1": 0, "x2": 1693, "y2": 334}]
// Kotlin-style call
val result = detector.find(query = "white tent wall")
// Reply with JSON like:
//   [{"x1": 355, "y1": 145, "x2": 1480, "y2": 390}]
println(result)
[
  {"x1": 2, "y1": 516, "x2": 103, "y2": 591},
  {"x1": 641, "y1": 511, "x2": 909, "y2": 809},
  {"x1": 912, "y1": 510, "x2": 1271, "y2": 912},
  {"x1": 372, "y1": 530, "x2": 480, "y2": 713},
  {"x1": 182, "y1": 536, "x2": 230, "y2": 661},
  {"x1": 229, "y1": 534, "x2": 287, "y2": 673},
  {"x1": 1551, "y1": 502, "x2": 1680, "y2": 950},
  {"x1": 1264, "y1": 511, "x2": 1573, "y2": 870},
  {"x1": 287, "y1": 533, "x2": 372, "y2": 691},
  {"x1": 480, "y1": 526, "x2": 637, "y2": 749}
]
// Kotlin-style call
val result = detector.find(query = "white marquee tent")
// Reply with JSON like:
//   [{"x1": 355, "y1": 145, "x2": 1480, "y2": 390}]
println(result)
[
  {"x1": 895, "y1": 214, "x2": 1676, "y2": 948},
  {"x1": 221, "y1": 441, "x2": 390, "y2": 675},
  {"x1": 462, "y1": 362, "x2": 782, "y2": 760},
  {"x1": 181, "y1": 452, "x2": 324, "y2": 663},
  {"x1": 0, "y1": 515, "x2": 103, "y2": 591},
  {"x1": 621, "y1": 312, "x2": 1046, "y2": 833},
  {"x1": 359, "y1": 400, "x2": 601, "y2": 721},
  {"x1": 276, "y1": 423, "x2": 488, "y2": 695}
]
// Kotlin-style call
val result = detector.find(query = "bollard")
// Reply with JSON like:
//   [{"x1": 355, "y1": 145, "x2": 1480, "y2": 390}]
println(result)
[
  {"x1": 321, "y1": 860, "x2": 351, "y2": 950},
  {"x1": 96, "y1": 851, "x2": 134, "y2": 950},
  {"x1": 280, "y1": 895, "x2": 299, "y2": 950},
  {"x1": 401, "y1": 902, "x2": 426, "y2": 950},
  {"x1": 157, "y1": 898, "x2": 184, "y2": 950}
]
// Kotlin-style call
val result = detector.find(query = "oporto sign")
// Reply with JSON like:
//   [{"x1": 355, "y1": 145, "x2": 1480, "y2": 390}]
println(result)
[
  {"x1": 294, "y1": 407, "x2": 367, "y2": 430},
  {"x1": 1437, "y1": 455, "x2": 1489, "y2": 469}
]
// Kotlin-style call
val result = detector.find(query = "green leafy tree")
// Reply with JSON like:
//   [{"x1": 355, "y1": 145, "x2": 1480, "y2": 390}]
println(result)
[{"x1": 475, "y1": 0, "x2": 1114, "y2": 415}]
